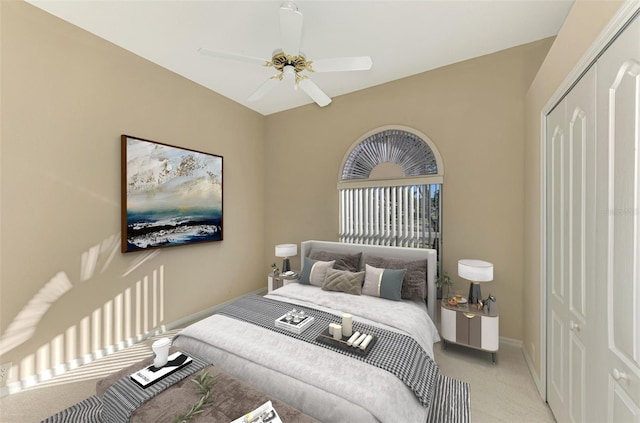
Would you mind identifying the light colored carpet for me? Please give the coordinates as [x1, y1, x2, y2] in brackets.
[0, 333, 554, 423]
[434, 340, 555, 423]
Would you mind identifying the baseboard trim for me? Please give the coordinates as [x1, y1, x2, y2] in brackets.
[522, 346, 545, 399]
[499, 336, 523, 348]
[0, 287, 267, 398]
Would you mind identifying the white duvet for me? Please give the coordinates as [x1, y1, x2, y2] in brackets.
[173, 284, 441, 423]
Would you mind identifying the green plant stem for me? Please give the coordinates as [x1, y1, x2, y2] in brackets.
[173, 370, 215, 423]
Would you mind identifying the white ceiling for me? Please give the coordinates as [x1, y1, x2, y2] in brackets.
[26, 0, 574, 116]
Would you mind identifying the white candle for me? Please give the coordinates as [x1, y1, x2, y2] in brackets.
[333, 324, 343, 340]
[359, 334, 373, 350]
[347, 331, 360, 346]
[352, 333, 367, 348]
[342, 313, 353, 337]
[328, 323, 334, 335]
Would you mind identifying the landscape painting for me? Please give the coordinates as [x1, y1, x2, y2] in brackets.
[121, 135, 223, 252]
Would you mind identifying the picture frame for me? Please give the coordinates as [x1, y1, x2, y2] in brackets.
[121, 135, 223, 253]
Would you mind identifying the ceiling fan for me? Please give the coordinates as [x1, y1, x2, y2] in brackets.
[198, 1, 373, 107]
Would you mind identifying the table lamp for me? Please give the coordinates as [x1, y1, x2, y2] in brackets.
[458, 259, 493, 304]
[275, 244, 297, 273]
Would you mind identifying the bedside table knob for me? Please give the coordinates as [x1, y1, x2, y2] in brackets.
[569, 320, 580, 332]
[613, 368, 628, 381]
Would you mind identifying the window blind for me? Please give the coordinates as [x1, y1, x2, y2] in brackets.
[339, 184, 441, 252]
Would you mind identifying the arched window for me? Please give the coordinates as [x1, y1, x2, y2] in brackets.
[338, 126, 444, 255]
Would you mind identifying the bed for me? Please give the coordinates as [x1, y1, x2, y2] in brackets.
[173, 240, 455, 422]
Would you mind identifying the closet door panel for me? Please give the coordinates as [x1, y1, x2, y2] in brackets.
[547, 101, 570, 422]
[547, 63, 597, 423]
[565, 67, 596, 423]
[598, 14, 640, 413]
[608, 378, 640, 423]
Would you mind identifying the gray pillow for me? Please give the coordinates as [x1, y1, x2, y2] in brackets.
[361, 254, 427, 300]
[309, 249, 362, 272]
[322, 268, 364, 295]
[299, 257, 335, 287]
[362, 264, 405, 301]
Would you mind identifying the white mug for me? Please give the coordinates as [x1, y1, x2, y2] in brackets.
[152, 338, 171, 368]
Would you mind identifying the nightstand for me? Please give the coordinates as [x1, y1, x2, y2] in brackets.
[267, 271, 300, 292]
[440, 298, 499, 363]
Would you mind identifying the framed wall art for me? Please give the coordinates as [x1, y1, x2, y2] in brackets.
[121, 135, 223, 253]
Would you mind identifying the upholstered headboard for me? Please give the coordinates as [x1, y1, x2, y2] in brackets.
[300, 240, 438, 323]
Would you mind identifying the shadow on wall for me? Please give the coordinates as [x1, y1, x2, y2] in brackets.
[0, 233, 168, 395]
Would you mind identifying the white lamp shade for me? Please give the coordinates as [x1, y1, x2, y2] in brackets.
[275, 244, 297, 258]
[458, 259, 493, 282]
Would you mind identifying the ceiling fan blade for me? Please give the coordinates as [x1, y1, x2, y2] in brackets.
[299, 78, 332, 107]
[198, 48, 269, 67]
[247, 77, 280, 102]
[279, 2, 303, 56]
[311, 56, 373, 73]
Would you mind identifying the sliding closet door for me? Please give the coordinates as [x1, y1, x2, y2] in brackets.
[597, 15, 640, 422]
[546, 65, 596, 423]
[546, 96, 568, 423]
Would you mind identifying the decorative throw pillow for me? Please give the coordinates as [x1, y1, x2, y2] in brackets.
[309, 249, 362, 272]
[299, 257, 335, 287]
[361, 254, 427, 300]
[322, 268, 365, 295]
[362, 264, 406, 301]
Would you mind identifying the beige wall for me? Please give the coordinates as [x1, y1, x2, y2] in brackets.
[265, 38, 554, 341]
[523, 0, 624, 388]
[1, 1, 265, 383]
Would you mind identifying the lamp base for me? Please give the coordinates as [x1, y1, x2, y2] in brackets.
[468, 282, 482, 304]
[282, 258, 291, 273]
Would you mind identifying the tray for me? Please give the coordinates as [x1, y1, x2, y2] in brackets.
[315, 327, 378, 357]
[129, 352, 192, 389]
[275, 314, 315, 334]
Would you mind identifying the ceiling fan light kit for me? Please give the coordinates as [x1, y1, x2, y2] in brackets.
[282, 65, 297, 85]
[269, 51, 312, 73]
[198, 1, 372, 108]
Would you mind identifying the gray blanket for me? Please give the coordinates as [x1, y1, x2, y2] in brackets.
[173, 284, 441, 422]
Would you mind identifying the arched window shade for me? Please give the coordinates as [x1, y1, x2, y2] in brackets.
[339, 127, 444, 189]
[341, 129, 439, 180]
[338, 126, 443, 255]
